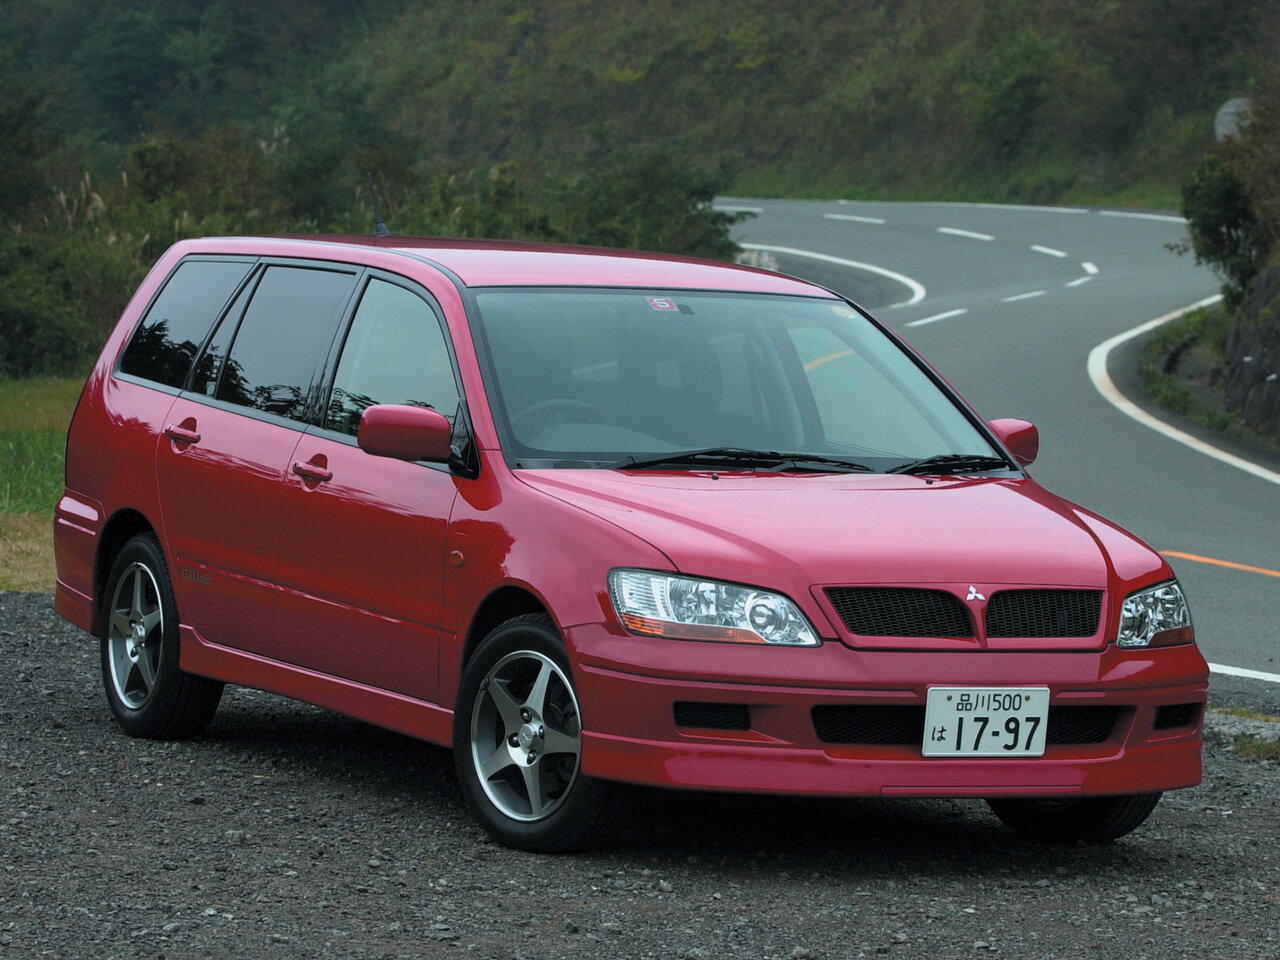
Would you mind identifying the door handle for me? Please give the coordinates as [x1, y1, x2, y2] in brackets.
[292, 459, 333, 484]
[163, 423, 201, 445]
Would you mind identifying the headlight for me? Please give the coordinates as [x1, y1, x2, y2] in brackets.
[608, 569, 820, 646]
[1117, 580, 1194, 648]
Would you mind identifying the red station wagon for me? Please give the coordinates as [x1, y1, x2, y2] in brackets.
[54, 235, 1208, 851]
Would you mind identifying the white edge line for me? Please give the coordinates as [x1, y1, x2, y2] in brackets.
[937, 227, 994, 241]
[906, 308, 968, 328]
[1209, 662, 1280, 685]
[1066, 276, 1093, 288]
[1097, 210, 1187, 224]
[1031, 244, 1068, 258]
[1082, 262, 1099, 274]
[824, 213, 887, 225]
[934, 202, 1089, 215]
[740, 243, 927, 306]
[715, 205, 763, 215]
[1087, 294, 1280, 487]
[1002, 290, 1047, 303]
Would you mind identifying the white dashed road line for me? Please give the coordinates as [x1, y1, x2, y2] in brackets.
[905, 309, 969, 328]
[825, 213, 887, 225]
[937, 227, 995, 241]
[1031, 244, 1068, 258]
[1001, 290, 1048, 303]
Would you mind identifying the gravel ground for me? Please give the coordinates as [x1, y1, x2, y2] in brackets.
[3, 591, 1278, 960]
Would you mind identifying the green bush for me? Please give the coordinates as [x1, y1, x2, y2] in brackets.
[1179, 154, 1262, 309]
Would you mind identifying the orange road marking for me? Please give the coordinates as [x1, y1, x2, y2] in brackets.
[804, 349, 856, 371]
[1162, 551, 1280, 579]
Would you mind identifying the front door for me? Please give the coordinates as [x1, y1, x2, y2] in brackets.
[274, 276, 463, 702]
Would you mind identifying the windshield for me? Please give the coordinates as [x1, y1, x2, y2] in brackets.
[471, 288, 1004, 471]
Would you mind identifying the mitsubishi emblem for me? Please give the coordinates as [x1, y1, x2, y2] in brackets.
[966, 586, 986, 602]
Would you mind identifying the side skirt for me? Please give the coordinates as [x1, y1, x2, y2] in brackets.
[179, 625, 454, 747]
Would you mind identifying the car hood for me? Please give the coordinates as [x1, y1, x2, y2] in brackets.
[517, 469, 1145, 592]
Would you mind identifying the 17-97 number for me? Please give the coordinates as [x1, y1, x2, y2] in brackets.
[954, 714, 1042, 752]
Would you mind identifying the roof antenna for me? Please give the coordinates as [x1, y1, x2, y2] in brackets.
[367, 174, 392, 237]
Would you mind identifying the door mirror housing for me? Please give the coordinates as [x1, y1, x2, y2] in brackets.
[358, 404, 454, 462]
[988, 418, 1039, 466]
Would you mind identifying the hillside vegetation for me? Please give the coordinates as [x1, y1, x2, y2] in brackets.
[0, 0, 1276, 380]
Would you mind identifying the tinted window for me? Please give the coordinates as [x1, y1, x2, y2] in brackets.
[217, 266, 357, 420]
[326, 279, 460, 436]
[189, 271, 257, 396]
[119, 259, 253, 388]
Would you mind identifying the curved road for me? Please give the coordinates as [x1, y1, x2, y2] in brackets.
[722, 198, 1280, 713]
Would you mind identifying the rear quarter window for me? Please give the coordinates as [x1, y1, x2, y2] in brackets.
[118, 258, 254, 388]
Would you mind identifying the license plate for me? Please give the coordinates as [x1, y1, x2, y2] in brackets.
[923, 686, 1050, 757]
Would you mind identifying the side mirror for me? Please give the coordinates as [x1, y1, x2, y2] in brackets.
[358, 404, 454, 463]
[988, 418, 1039, 467]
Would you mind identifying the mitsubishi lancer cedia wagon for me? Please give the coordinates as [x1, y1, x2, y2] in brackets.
[54, 235, 1208, 851]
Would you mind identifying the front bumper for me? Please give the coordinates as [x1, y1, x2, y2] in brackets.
[567, 625, 1208, 798]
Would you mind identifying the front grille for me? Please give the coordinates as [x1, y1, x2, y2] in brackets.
[812, 704, 1120, 746]
[824, 588, 973, 638]
[985, 589, 1103, 638]
[674, 702, 751, 731]
[1045, 705, 1118, 744]
[812, 705, 924, 745]
[1154, 702, 1201, 730]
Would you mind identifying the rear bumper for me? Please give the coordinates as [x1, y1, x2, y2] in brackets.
[53, 492, 104, 635]
[568, 625, 1207, 798]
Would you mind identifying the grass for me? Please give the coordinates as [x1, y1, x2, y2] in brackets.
[0, 377, 84, 591]
[1216, 705, 1280, 724]
[1234, 734, 1280, 762]
[1140, 306, 1280, 451]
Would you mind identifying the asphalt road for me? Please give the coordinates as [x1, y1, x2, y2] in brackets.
[723, 199, 1280, 714]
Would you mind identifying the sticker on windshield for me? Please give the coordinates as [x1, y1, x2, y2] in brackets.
[832, 304, 857, 318]
[648, 297, 679, 311]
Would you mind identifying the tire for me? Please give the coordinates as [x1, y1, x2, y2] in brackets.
[100, 533, 223, 739]
[453, 613, 620, 852]
[987, 792, 1162, 843]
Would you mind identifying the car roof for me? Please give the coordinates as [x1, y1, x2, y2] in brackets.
[177, 235, 833, 296]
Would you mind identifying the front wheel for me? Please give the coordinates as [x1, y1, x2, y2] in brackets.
[453, 614, 619, 852]
[987, 792, 1162, 843]
[100, 533, 223, 738]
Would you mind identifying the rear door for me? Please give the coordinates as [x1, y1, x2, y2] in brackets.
[156, 262, 359, 658]
[274, 274, 463, 701]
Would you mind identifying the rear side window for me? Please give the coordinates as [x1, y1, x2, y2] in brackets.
[216, 265, 357, 420]
[326, 278, 460, 436]
[119, 259, 253, 388]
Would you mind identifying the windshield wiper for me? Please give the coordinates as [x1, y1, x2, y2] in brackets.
[609, 447, 873, 473]
[888, 453, 1014, 475]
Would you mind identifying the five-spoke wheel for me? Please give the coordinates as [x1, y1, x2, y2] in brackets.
[100, 534, 223, 738]
[106, 560, 165, 710]
[470, 649, 583, 822]
[454, 614, 620, 851]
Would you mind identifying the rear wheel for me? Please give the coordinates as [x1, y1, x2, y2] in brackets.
[101, 533, 223, 738]
[987, 792, 1162, 843]
[453, 614, 619, 852]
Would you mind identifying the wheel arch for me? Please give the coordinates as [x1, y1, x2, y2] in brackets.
[95, 509, 160, 616]
[460, 586, 552, 674]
